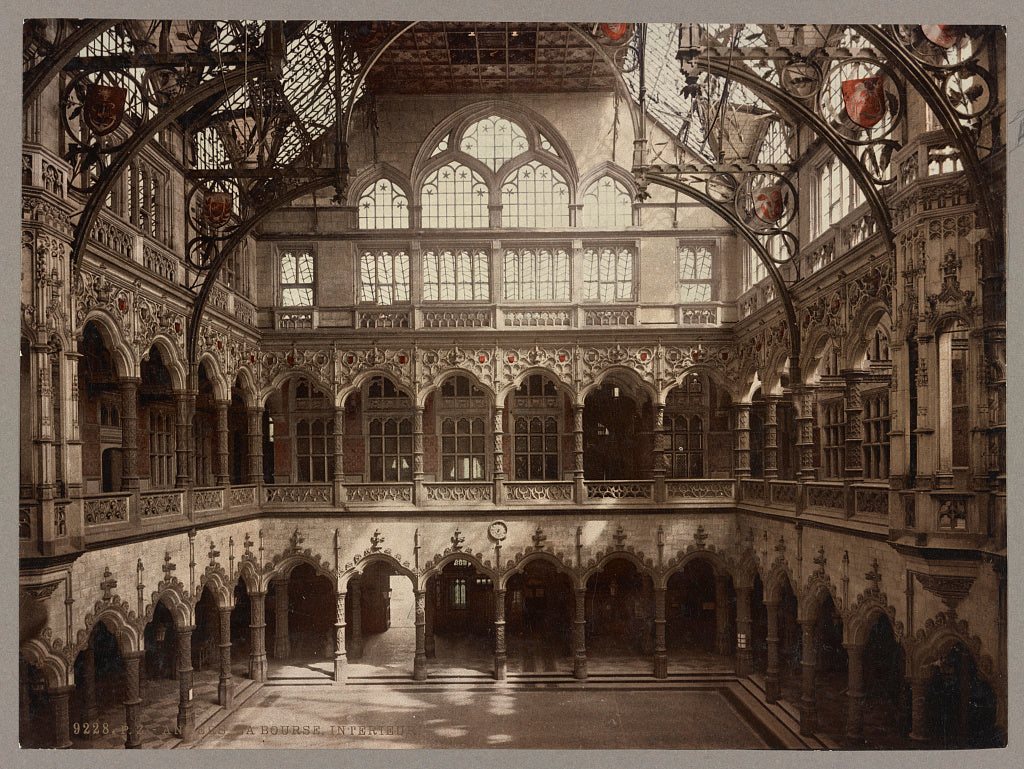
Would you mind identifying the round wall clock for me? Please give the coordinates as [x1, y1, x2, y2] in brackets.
[488, 520, 508, 541]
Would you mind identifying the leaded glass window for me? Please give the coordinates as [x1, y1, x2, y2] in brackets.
[501, 161, 569, 228]
[503, 247, 570, 301]
[423, 248, 490, 301]
[359, 249, 410, 304]
[678, 243, 714, 302]
[460, 115, 528, 171]
[583, 246, 634, 302]
[582, 175, 633, 228]
[359, 178, 409, 229]
[281, 249, 314, 306]
[421, 161, 489, 228]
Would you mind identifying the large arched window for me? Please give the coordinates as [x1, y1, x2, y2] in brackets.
[358, 178, 409, 229]
[582, 175, 632, 228]
[420, 161, 489, 228]
[500, 161, 569, 228]
[460, 115, 528, 171]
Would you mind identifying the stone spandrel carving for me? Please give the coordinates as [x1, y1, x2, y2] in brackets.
[259, 346, 336, 395]
[503, 344, 573, 383]
[337, 345, 414, 391]
[419, 346, 495, 390]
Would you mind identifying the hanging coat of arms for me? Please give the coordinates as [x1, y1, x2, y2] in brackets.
[83, 83, 127, 137]
[202, 191, 233, 228]
[752, 186, 785, 223]
[921, 24, 963, 49]
[841, 76, 887, 129]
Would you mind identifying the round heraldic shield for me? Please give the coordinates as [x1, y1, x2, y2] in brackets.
[203, 192, 233, 228]
[841, 76, 887, 129]
[600, 24, 629, 41]
[84, 83, 127, 137]
[752, 185, 785, 224]
[921, 24, 963, 49]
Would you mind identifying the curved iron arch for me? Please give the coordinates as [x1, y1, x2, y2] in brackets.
[24, 19, 117, 107]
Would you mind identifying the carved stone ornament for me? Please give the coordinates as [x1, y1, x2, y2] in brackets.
[914, 572, 976, 609]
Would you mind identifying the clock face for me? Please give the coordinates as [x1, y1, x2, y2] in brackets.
[488, 521, 507, 541]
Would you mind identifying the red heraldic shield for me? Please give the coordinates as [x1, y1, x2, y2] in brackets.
[921, 25, 963, 49]
[600, 24, 629, 41]
[203, 192, 233, 228]
[753, 186, 785, 223]
[83, 83, 127, 137]
[842, 76, 887, 129]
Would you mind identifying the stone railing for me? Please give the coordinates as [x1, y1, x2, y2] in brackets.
[139, 489, 184, 518]
[424, 482, 494, 503]
[83, 493, 130, 526]
[234, 297, 256, 326]
[192, 487, 225, 513]
[275, 309, 315, 330]
[584, 307, 636, 326]
[740, 478, 767, 503]
[503, 481, 574, 502]
[665, 479, 734, 500]
[805, 482, 846, 513]
[854, 485, 890, 517]
[143, 242, 178, 283]
[585, 481, 653, 500]
[357, 309, 411, 329]
[264, 484, 333, 505]
[230, 484, 259, 507]
[502, 308, 572, 327]
[90, 214, 135, 261]
[769, 480, 799, 507]
[345, 483, 414, 504]
[421, 308, 492, 328]
[677, 304, 721, 326]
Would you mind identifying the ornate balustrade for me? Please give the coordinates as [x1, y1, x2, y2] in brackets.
[83, 492, 131, 526]
[665, 479, 735, 500]
[805, 482, 846, 514]
[769, 480, 799, 508]
[263, 484, 333, 505]
[503, 481, 574, 503]
[739, 478, 767, 503]
[344, 483, 414, 504]
[423, 482, 494, 503]
[585, 481, 653, 500]
[139, 489, 185, 519]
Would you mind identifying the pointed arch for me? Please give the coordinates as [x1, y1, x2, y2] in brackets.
[142, 333, 188, 392]
[259, 367, 334, 410]
[267, 552, 336, 585]
[845, 589, 903, 647]
[582, 549, 655, 586]
[74, 599, 141, 656]
[798, 570, 842, 624]
[420, 551, 497, 586]
[77, 311, 135, 379]
[660, 548, 734, 590]
[19, 638, 71, 689]
[906, 610, 996, 685]
[496, 366, 576, 406]
[143, 581, 192, 630]
[196, 351, 229, 402]
[340, 552, 417, 592]
[195, 564, 232, 610]
[498, 549, 577, 590]
[418, 368, 496, 409]
[581, 365, 658, 405]
[763, 559, 797, 606]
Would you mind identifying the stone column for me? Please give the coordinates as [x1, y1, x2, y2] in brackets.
[845, 643, 865, 742]
[764, 601, 781, 703]
[50, 684, 74, 749]
[492, 405, 505, 503]
[572, 405, 585, 503]
[412, 406, 425, 505]
[494, 587, 507, 680]
[653, 586, 668, 678]
[217, 607, 233, 708]
[121, 650, 143, 749]
[173, 391, 194, 488]
[795, 387, 817, 482]
[332, 405, 345, 504]
[573, 587, 587, 679]
[176, 625, 195, 741]
[79, 644, 99, 739]
[735, 583, 753, 676]
[424, 584, 435, 659]
[248, 591, 267, 682]
[333, 588, 347, 684]
[246, 408, 263, 485]
[273, 580, 290, 659]
[214, 400, 230, 486]
[652, 403, 667, 502]
[733, 403, 752, 479]
[413, 589, 427, 680]
[799, 620, 818, 735]
[118, 378, 140, 490]
[715, 574, 731, 656]
[350, 576, 363, 659]
[844, 373, 866, 482]
[908, 675, 929, 741]
[764, 397, 780, 479]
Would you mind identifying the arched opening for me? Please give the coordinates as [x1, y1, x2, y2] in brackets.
[71, 620, 127, 745]
[583, 379, 652, 480]
[266, 564, 335, 675]
[585, 557, 654, 670]
[230, 578, 252, 672]
[191, 586, 220, 679]
[263, 378, 334, 484]
[810, 594, 848, 741]
[749, 573, 768, 671]
[140, 346, 177, 489]
[347, 561, 417, 677]
[425, 559, 494, 675]
[859, 614, 909, 746]
[193, 363, 218, 486]
[505, 374, 571, 482]
[772, 574, 801, 704]
[665, 558, 735, 669]
[435, 374, 492, 481]
[228, 382, 249, 485]
[18, 657, 54, 747]
[78, 321, 122, 494]
[504, 560, 574, 673]
[925, 642, 999, 748]
[143, 601, 178, 682]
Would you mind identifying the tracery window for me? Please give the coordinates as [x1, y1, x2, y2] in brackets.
[583, 246, 635, 302]
[438, 376, 488, 481]
[149, 409, 175, 488]
[359, 249, 410, 304]
[423, 248, 490, 301]
[582, 175, 633, 228]
[501, 161, 570, 228]
[821, 401, 846, 479]
[512, 375, 561, 481]
[678, 242, 714, 302]
[359, 178, 409, 229]
[280, 248, 315, 306]
[503, 247, 571, 301]
[296, 418, 332, 482]
[460, 115, 528, 171]
[364, 376, 413, 483]
[421, 161, 488, 228]
[666, 375, 706, 478]
[813, 157, 865, 239]
[862, 391, 890, 479]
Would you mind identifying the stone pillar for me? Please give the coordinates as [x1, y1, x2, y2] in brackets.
[908, 675, 929, 741]
[118, 378, 140, 490]
[715, 574, 731, 656]
[799, 620, 818, 735]
[273, 579, 290, 659]
[845, 643, 865, 742]
[573, 587, 587, 679]
[572, 405, 585, 503]
[173, 391, 194, 488]
[764, 397, 780, 479]
[50, 684, 74, 749]
[214, 400, 230, 486]
[764, 601, 781, 703]
[795, 387, 817, 482]
[494, 587, 507, 680]
[176, 625, 196, 741]
[413, 589, 427, 680]
[79, 644, 99, 739]
[843, 373, 866, 482]
[424, 583, 435, 658]
[492, 405, 505, 503]
[332, 405, 345, 504]
[121, 650, 143, 749]
[217, 607, 233, 708]
[412, 406, 425, 505]
[333, 588, 346, 685]
[653, 586, 668, 678]
[735, 583, 753, 676]
[733, 403, 752, 479]
[350, 576, 363, 659]
[652, 403, 667, 502]
[246, 408, 263, 485]
[248, 591, 267, 682]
